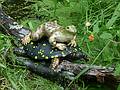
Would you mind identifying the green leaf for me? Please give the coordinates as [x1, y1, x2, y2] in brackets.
[100, 32, 113, 39]
[117, 30, 120, 38]
[93, 22, 99, 33]
[114, 64, 120, 76]
[21, 19, 41, 31]
[8, 76, 17, 89]
[58, 17, 72, 26]
[0, 63, 6, 68]
[42, 0, 55, 7]
[28, 21, 34, 30]
[106, 3, 120, 29]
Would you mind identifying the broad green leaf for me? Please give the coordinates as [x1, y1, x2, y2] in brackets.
[28, 21, 34, 30]
[100, 32, 113, 39]
[106, 3, 120, 29]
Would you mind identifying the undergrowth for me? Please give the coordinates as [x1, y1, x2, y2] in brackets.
[0, 0, 120, 90]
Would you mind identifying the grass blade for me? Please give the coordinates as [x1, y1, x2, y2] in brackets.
[106, 3, 120, 29]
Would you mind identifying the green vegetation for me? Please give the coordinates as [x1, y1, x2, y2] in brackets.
[0, 0, 120, 90]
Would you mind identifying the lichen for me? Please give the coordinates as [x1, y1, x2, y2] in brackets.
[9, 22, 23, 30]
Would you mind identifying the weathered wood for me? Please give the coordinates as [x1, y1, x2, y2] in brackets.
[0, 7, 30, 39]
[15, 57, 118, 90]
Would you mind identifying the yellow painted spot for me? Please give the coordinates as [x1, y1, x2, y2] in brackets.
[31, 42, 33, 44]
[51, 56, 54, 58]
[42, 55, 45, 58]
[42, 50, 44, 52]
[62, 52, 65, 55]
[54, 55, 58, 58]
[50, 51, 53, 54]
[62, 55, 66, 57]
[45, 56, 48, 59]
[43, 44, 46, 46]
[41, 52, 43, 55]
[34, 56, 38, 59]
[78, 48, 81, 50]
[75, 48, 77, 51]
[50, 50, 54, 54]
[33, 46, 36, 48]
[62, 52, 66, 57]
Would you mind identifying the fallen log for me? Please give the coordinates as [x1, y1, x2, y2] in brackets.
[15, 57, 118, 90]
[0, 7, 119, 90]
[0, 7, 30, 39]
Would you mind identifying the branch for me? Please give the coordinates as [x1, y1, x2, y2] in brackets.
[15, 57, 118, 90]
[0, 7, 30, 39]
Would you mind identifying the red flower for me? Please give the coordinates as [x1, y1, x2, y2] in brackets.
[88, 34, 94, 41]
